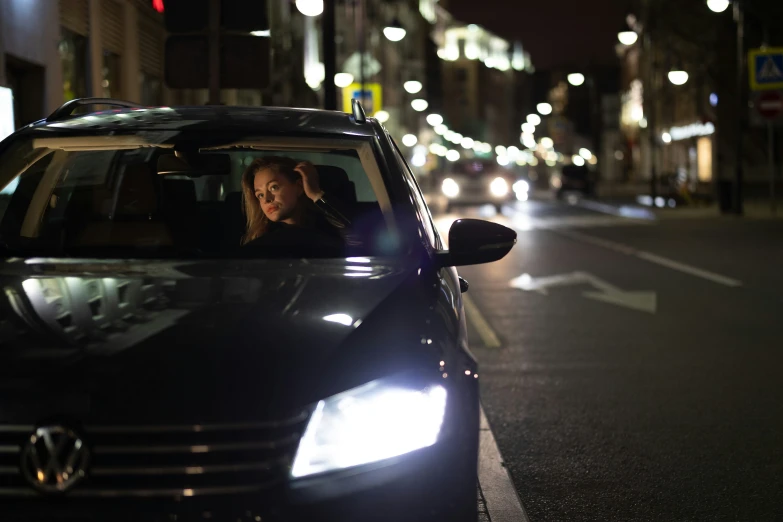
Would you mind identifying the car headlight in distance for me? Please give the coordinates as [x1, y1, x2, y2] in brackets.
[489, 177, 509, 197]
[513, 180, 529, 194]
[442, 177, 460, 198]
[291, 379, 448, 478]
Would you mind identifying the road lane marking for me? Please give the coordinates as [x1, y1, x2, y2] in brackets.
[635, 251, 743, 287]
[463, 293, 501, 348]
[479, 406, 530, 522]
[570, 198, 658, 220]
[510, 271, 657, 314]
[551, 228, 743, 288]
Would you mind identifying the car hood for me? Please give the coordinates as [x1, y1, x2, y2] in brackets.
[0, 257, 431, 425]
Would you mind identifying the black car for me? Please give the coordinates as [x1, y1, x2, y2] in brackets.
[0, 98, 516, 522]
[552, 163, 594, 199]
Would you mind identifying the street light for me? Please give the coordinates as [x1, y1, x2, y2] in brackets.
[662, 132, 672, 143]
[374, 110, 390, 123]
[668, 69, 689, 85]
[334, 73, 354, 87]
[383, 19, 406, 42]
[526, 114, 541, 125]
[426, 113, 443, 126]
[295, 0, 324, 17]
[567, 73, 585, 86]
[540, 137, 554, 148]
[579, 148, 592, 160]
[446, 150, 460, 162]
[411, 99, 428, 112]
[521, 122, 536, 134]
[434, 124, 448, 135]
[402, 134, 418, 147]
[618, 30, 638, 46]
[403, 80, 422, 94]
[706, 0, 730, 13]
[537, 103, 553, 115]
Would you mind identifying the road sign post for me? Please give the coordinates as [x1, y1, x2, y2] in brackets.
[749, 48, 783, 215]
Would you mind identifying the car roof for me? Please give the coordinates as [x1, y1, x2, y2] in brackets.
[26, 105, 380, 138]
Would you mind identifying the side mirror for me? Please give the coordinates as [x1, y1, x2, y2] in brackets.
[436, 219, 516, 267]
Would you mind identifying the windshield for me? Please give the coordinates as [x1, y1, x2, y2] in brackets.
[0, 131, 400, 259]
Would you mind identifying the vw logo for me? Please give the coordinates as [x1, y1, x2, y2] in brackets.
[20, 426, 90, 493]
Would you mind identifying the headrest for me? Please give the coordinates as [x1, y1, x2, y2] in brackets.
[162, 178, 197, 205]
[114, 164, 158, 216]
[315, 165, 357, 205]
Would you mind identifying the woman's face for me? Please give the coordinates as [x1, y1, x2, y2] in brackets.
[253, 168, 304, 224]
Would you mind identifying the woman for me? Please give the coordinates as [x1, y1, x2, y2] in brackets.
[240, 156, 350, 251]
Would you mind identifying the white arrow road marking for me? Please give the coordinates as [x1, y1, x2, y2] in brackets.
[510, 271, 657, 314]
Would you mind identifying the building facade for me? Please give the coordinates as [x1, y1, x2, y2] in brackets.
[0, 0, 170, 133]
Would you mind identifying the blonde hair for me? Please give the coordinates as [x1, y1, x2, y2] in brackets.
[240, 156, 315, 244]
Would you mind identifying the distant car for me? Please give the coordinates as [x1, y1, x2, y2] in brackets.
[437, 159, 519, 212]
[0, 98, 517, 522]
[552, 163, 594, 199]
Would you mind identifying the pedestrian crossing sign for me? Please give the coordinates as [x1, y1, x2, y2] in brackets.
[749, 48, 783, 91]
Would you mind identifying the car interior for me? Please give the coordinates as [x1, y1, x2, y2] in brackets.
[0, 145, 393, 257]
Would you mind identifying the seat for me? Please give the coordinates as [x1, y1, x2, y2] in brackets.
[314, 165, 357, 212]
[220, 191, 247, 249]
[73, 164, 172, 247]
[161, 177, 199, 248]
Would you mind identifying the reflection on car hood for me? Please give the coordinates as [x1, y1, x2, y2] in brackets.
[0, 257, 423, 425]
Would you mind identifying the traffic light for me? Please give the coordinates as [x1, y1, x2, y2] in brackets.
[220, 1, 268, 33]
[163, 0, 209, 32]
[164, 0, 270, 91]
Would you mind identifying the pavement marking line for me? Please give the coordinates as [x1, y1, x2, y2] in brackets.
[463, 292, 502, 348]
[551, 228, 743, 288]
[479, 406, 530, 522]
[635, 251, 743, 287]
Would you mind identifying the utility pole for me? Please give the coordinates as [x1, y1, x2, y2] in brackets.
[644, 0, 658, 201]
[733, 1, 745, 215]
[357, 0, 366, 101]
[322, 0, 336, 110]
[208, 0, 221, 104]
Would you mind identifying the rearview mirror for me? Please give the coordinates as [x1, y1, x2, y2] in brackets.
[157, 152, 231, 177]
[436, 219, 516, 267]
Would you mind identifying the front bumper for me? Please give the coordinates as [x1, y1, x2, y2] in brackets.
[1, 437, 476, 522]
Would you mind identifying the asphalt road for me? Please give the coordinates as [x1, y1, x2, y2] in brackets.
[446, 199, 783, 522]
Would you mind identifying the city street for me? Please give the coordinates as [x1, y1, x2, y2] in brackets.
[449, 199, 783, 522]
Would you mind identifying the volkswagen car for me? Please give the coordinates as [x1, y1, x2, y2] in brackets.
[0, 98, 516, 522]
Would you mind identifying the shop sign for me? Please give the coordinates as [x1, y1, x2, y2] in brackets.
[667, 122, 715, 141]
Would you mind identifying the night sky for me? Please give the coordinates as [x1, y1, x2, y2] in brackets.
[447, 0, 627, 71]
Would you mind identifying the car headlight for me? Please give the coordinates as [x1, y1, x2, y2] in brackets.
[489, 177, 509, 197]
[291, 378, 448, 478]
[442, 177, 460, 198]
[513, 180, 529, 194]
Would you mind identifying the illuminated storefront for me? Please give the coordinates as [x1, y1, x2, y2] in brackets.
[661, 121, 715, 187]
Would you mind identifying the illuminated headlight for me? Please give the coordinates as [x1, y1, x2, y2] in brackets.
[291, 379, 448, 478]
[513, 180, 529, 194]
[513, 180, 530, 202]
[489, 177, 509, 197]
[442, 178, 460, 198]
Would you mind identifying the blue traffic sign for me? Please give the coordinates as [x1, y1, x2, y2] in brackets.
[749, 48, 783, 91]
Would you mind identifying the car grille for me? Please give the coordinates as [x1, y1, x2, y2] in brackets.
[0, 411, 309, 498]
